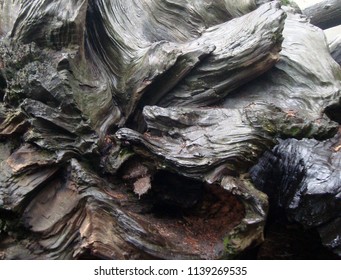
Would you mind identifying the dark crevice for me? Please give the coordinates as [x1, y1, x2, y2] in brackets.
[325, 102, 341, 124]
[116, 166, 245, 258]
[256, 221, 340, 260]
[150, 170, 204, 211]
[0, 70, 7, 101]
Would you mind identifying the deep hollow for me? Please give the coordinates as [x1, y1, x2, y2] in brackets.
[118, 169, 246, 258]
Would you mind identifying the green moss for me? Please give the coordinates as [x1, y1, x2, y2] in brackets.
[118, 148, 134, 158]
[281, 0, 290, 5]
[223, 235, 237, 257]
[223, 236, 229, 248]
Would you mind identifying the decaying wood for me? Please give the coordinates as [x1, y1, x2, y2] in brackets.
[303, 0, 341, 29]
[250, 132, 341, 256]
[330, 35, 341, 65]
[0, 0, 341, 259]
[223, 12, 341, 140]
[0, 0, 21, 36]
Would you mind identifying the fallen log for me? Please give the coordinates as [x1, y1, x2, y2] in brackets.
[303, 0, 341, 29]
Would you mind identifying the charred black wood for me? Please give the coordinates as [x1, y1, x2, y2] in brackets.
[250, 133, 341, 256]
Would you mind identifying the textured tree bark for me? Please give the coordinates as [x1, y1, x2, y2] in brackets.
[303, 0, 341, 29]
[0, 0, 341, 260]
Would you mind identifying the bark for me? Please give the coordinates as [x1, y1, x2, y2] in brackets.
[0, 0, 341, 260]
[303, 0, 341, 29]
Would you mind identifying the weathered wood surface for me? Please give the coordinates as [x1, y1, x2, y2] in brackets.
[250, 132, 341, 256]
[222, 12, 341, 139]
[0, 0, 21, 37]
[0, 0, 341, 259]
[303, 0, 341, 29]
[330, 35, 341, 65]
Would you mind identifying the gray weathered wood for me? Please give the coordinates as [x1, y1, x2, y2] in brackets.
[330, 35, 341, 65]
[0, 0, 21, 36]
[303, 0, 341, 29]
[1, 0, 341, 260]
[0, 0, 282, 259]
[223, 12, 341, 140]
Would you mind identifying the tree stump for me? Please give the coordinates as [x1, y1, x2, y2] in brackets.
[0, 0, 341, 259]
